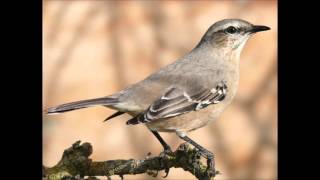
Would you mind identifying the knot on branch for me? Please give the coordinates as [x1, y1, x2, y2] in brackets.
[61, 141, 92, 175]
[43, 141, 218, 180]
[43, 141, 93, 179]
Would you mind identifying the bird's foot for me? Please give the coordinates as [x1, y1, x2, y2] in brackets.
[159, 146, 173, 178]
[163, 145, 173, 155]
[199, 150, 218, 177]
[206, 157, 216, 177]
[162, 168, 170, 178]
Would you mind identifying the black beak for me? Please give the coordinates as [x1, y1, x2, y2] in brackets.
[249, 25, 270, 33]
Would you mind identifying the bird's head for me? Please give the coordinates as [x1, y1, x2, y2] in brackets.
[198, 19, 270, 56]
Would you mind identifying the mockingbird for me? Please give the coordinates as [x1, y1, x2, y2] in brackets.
[46, 19, 270, 174]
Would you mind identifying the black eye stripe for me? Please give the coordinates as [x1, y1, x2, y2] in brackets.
[211, 26, 246, 35]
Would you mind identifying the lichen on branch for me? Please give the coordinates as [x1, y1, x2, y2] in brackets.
[43, 141, 218, 180]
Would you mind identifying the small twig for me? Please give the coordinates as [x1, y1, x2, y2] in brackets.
[43, 141, 218, 180]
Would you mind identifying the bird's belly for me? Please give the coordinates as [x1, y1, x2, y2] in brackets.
[146, 104, 225, 133]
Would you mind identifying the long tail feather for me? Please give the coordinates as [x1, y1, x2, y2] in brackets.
[45, 97, 119, 114]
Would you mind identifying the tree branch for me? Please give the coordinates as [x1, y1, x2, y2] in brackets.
[43, 141, 218, 180]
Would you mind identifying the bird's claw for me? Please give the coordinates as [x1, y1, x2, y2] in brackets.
[162, 167, 170, 178]
[205, 157, 217, 177]
[159, 146, 172, 178]
[164, 147, 173, 155]
[196, 150, 217, 177]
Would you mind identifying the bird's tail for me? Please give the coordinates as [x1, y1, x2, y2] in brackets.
[45, 97, 119, 114]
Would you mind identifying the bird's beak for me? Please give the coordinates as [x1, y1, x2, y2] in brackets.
[249, 25, 270, 33]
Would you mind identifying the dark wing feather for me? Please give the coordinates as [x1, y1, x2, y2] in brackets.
[127, 81, 227, 125]
[103, 111, 125, 122]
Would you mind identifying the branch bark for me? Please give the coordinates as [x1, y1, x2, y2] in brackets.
[43, 141, 218, 180]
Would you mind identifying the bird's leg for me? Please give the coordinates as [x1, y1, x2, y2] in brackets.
[150, 130, 172, 178]
[150, 130, 172, 153]
[178, 135, 216, 174]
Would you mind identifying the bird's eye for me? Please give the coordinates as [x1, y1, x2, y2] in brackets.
[225, 26, 237, 34]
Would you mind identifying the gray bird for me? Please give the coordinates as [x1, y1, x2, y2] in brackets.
[46, 19, 270, 175]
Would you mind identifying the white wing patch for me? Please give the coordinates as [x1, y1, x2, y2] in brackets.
[183, 92, 193, 102]
[127, 81, 228, 125]
[161, 96, 170, 100]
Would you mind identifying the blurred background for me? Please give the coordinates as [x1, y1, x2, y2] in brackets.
[43, 1, 277, 179]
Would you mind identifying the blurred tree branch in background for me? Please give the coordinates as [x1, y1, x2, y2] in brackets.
[43, 141, 218, 180]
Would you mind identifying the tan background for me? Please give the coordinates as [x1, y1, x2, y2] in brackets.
[43, 1, 277, 179]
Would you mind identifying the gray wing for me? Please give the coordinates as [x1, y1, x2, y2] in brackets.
[126, 81, 227, 125]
